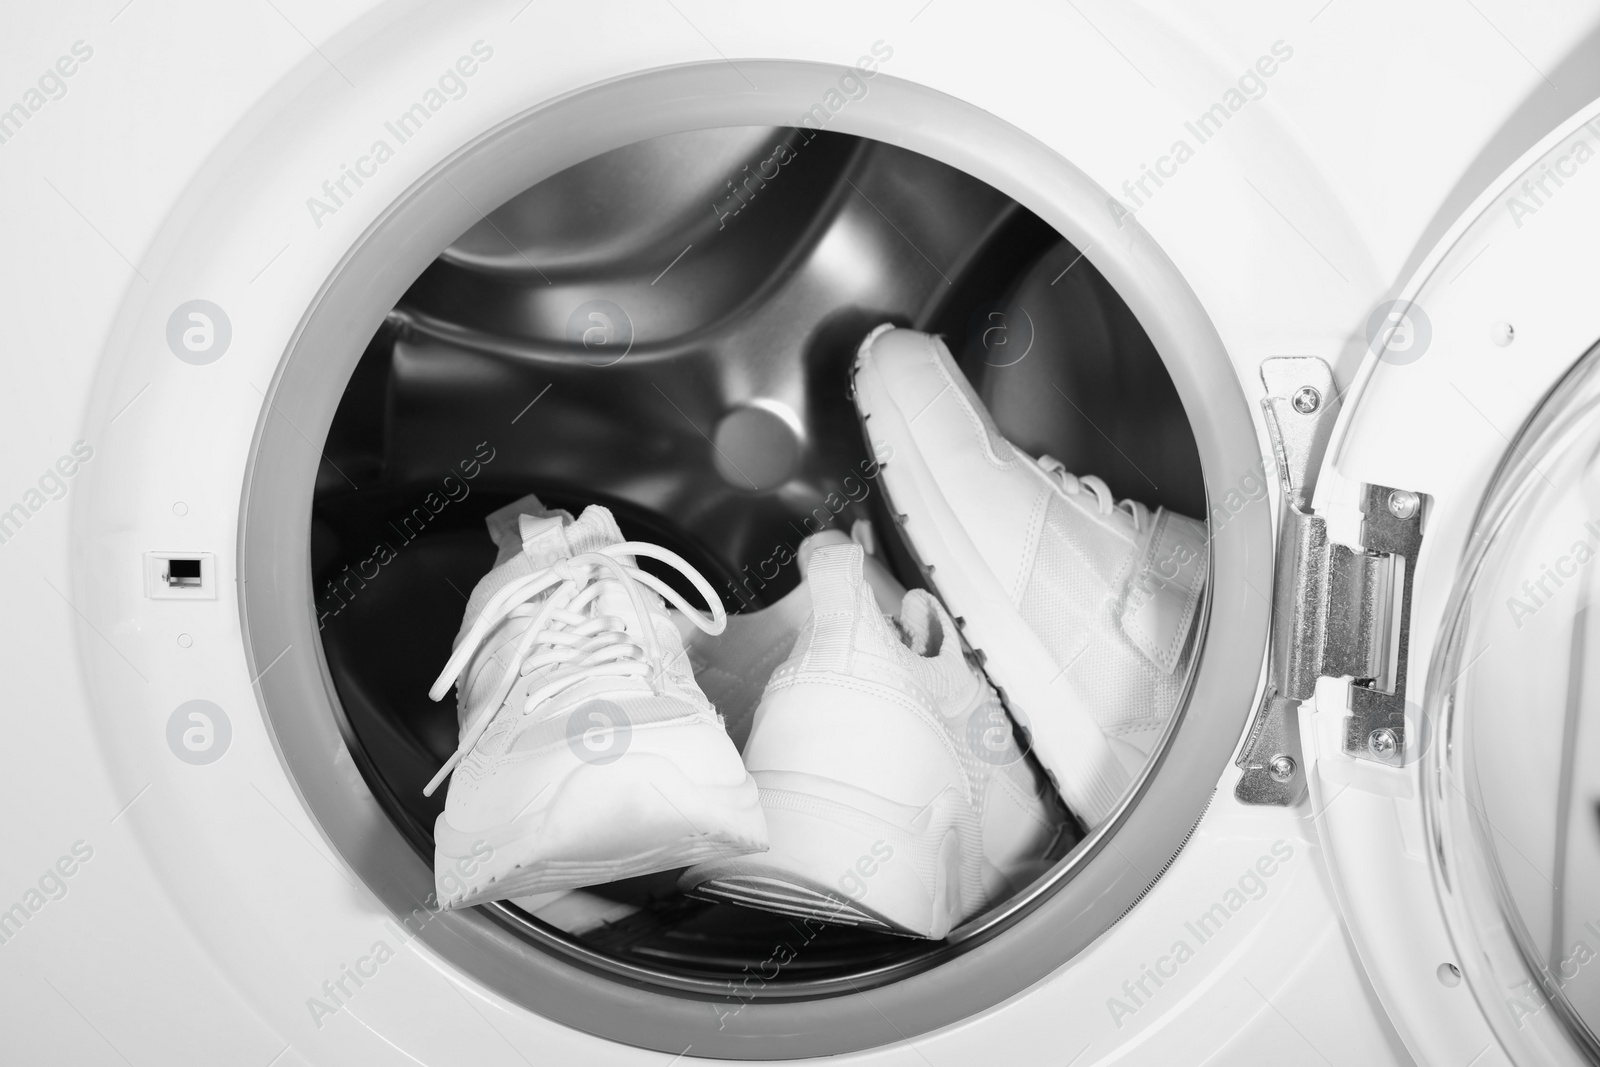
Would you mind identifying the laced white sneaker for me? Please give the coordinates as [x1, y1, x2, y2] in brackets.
[426, 505, 766, 908]
[852, 325, 1207, 827]
[679, 543, 1065, 940]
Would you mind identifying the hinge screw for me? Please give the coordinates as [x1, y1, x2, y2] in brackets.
[1268, 754, 1296, 782]
[1367, 727, 1398, 760]
[1291, 386, 1321, 414]
[1387, 489, 1420, 520]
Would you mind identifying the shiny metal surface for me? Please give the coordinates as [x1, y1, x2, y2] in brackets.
[1341, 481, 1423, 765]
[1235, 356, 1337, 805]
[1262, 356, 1339, 512]
[1237, 354, 1428, 798]
[311, 125, 1203, 989]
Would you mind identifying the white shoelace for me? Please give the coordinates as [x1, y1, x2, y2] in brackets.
[422, 542, 727, 797]
[1037, 455, 1150, 533]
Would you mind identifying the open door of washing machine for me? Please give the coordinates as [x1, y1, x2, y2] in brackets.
[1256, 98, 1600, 1067]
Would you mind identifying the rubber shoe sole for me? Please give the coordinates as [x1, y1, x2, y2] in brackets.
[434, 754, 766, 908]
[681, 771, 969, 939]
[853, 336, 1130, 826]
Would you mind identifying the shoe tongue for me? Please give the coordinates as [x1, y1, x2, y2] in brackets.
[486, 492, 570, 566]
[805, 542, 865, 613]
[805, 545, 948, 660]
[796, 530, 852, 577]
[519, 505, 625, 567]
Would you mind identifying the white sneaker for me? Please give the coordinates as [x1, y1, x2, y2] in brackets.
[678, 521, 906, 749]
[679, 543, 1064, 940]
[852, 325, 1207, 827]
[426, 505, 767, 908]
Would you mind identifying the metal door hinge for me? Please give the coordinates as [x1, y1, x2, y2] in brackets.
[1235, 358, 1427, 805]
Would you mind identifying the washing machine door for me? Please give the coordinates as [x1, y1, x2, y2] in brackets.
[1270, 99, 1600, 1066]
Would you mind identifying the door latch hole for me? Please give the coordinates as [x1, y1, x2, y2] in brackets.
[145, 552, 216, 599]
[165, 558, 202, 588]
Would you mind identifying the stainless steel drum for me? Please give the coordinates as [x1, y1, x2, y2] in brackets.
[310, 126, 1203, 991]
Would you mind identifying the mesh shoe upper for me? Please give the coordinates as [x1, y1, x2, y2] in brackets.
[431, 504, 728, 821]
[679, 522, 906, 750]
[856, 326, 1207, 760]
[452, 502, 707, 736]
[1018, 476, 1206, 752]
[744, 544, 1062, 922]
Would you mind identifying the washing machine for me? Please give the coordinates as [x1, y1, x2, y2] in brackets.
[5, 2, 1600, 1063]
